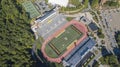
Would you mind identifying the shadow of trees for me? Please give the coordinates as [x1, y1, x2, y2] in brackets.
[115, 31, 120, 47]
[101, 46, 111, 56]
[92, 60, 99, 67]
[32, 49, 63, 67]
[31, 49, 56, 67]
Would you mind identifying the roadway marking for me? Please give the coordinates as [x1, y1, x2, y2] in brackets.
[47, 19, 52, 24]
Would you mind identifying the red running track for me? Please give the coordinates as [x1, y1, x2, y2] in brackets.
[41, 20, 88, 63]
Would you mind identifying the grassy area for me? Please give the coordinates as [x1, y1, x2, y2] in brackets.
[66, 17, 74, 21]
[104, 1, 120, 7]
[69, 0, 81, 6]
[50, 25, 82, 54]
[60, 0, 89, 14]
[93, 16, 98, 23]
[45, 25, 83, 58]
[17, 0, 36, 3]
[54, 63, 63, 67]
[90, 11, 98, 23]
[35, 36, 44, 49]
[97, 29, 105, 39]
[45, 0, 48, 3]
[60, 4, 83, 12]
[45, 45, 58, 58]
[91, 0, 99, 9]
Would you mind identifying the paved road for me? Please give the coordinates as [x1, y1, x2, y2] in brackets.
[63, 12, 83, 17]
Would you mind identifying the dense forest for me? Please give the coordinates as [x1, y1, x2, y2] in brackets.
[0, 0, 35, 66]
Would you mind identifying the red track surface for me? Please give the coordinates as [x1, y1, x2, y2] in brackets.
[41, 20, 88, 63]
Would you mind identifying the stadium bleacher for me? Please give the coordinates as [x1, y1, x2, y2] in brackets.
[64, 37, 89, 61]
[63, 37, 96, 67]
[36, 10, 56, 22]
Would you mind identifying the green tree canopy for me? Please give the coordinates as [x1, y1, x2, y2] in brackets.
[99, 55, 119, 67]
[0, 0, 34, 66]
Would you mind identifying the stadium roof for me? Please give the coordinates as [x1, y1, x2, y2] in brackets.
[36, 10, 56, 23]
[64, 37, 96, 67]
[48, 0, 69, 7]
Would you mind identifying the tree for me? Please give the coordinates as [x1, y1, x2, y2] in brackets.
[104, 1, 119, 7]
[97, 29, 105, 38]
[90, 0, 99, 8]
[115, 31, 120, 48]
[0, 0, 34, 66]
[99, 55, 119, 66]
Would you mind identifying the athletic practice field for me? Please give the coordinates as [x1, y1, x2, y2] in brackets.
[45, 25, 83, 58]
[22, 1, 40, 18]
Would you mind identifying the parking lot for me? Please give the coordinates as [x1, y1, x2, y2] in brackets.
[100, 8, 120, 48]
[36, 12, 67, 39]
[103, 9, 120, 31]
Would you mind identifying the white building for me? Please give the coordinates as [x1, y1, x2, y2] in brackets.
[48, 0, 69, 7]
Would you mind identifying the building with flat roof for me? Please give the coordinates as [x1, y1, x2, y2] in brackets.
[80, 16, 91, 25]
[88, 22, 98, 32]
[48, 0, 69, 7]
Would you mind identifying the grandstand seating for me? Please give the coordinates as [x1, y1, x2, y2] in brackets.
[63, 37, 96, 67]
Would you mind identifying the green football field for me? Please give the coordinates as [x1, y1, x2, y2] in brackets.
[45, 25, 83, 58]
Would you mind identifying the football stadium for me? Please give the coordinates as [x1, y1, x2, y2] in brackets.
[41, 20, 88, 63]
[45, 25, 83, 58]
